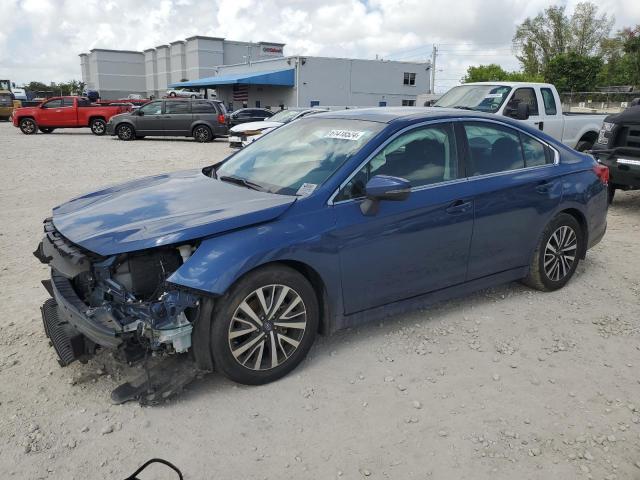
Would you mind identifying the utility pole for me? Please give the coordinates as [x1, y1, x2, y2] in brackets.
[430, 44, 437, 94]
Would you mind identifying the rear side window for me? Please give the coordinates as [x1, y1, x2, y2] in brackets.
[521, 133, 554, 167]
[506, 88, 539, 116]
[192, 101, 217, 114]
[540, 88, 557, 115]
[165, 102, 191, 114]
[463, 122, 525, 176]
[77, 98, 91, 107]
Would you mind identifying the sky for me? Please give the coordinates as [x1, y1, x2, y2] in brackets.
[2, 0, 639, 93]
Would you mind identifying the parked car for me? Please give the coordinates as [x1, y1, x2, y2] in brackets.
[228, 107, 327, 147]
[107, 98, 227, 142]
[35, 108, 608, 387]
[591, 98, 640, 203]
[227, 108, 274, 128]
[12, 96, 132, 135]
[11, 87, 28, 101]
[0, 90, 16, 120]
[434, 82, 606, 151]
[166, 88, 203, 98]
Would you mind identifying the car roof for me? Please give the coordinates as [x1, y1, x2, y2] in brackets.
[313, 107, 503, 123]
[163, 98, 221, 102]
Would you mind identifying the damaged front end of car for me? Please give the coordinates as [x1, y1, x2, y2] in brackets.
[35, 218, 202, 370]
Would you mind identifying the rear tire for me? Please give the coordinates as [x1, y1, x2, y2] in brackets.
[39, 127, 55, 133]
[19, 118, 37, 135]
[90, 118, 106, 136]
[209, 265, 319, 385]
[169, 92, 177, 97]
[523, 213, 584, 292]
[193, 125, 212, 143]
[608, 184, 616, 204]
[116, 123, 135, 141]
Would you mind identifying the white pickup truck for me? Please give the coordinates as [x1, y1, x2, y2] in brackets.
[433, 82, 606, 151]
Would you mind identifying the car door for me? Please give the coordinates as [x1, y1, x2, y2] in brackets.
[504, 87, 543, 131]
[135, 101, 164, 135]
[461, 120, 562, 280]
[538, 87, 564, 140]
[38, 99, 64, 126]
[331, 122, 475, 314]
[163, 101, 192, 136]
[59, 97, 78, 126]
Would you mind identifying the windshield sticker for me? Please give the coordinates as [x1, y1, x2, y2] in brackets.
[485, 93, 504, 98]
[296, 183, 318, 196]
[324, 129, 365, 141]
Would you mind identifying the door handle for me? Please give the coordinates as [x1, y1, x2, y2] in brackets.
[446, 200, 472, 215]
[536, 181, 551, 194]
[533, 121, 544, 131]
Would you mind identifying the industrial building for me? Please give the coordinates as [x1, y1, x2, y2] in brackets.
[79, 36, 285, 99]
[173, 56, 431, 111]
[79, 37, 430, 109]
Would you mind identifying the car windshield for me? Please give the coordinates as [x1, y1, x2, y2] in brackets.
[216, 118, 384, 195]
[434, 85, 512, 113]
[268, 109, 305, 123]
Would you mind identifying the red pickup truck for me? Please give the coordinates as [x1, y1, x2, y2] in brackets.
[12, 96, 132, 135]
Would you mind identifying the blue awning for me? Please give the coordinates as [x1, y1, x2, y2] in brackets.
[169, 68, 295, 88]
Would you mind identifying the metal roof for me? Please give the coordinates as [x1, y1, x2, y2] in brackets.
[169, 69, 295, 88]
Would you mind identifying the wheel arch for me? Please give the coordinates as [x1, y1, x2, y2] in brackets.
[557, 207, 588, 258]
[89, 115, 106, 123]
[577, 130, 598, 148]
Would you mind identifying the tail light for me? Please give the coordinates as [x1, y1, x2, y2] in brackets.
[593, 164, 609, 185]
[217, 114, 225, 124]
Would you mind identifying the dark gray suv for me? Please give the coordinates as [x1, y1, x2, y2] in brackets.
[107, 99, 228, 142]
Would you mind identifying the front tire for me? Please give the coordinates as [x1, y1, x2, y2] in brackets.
[169, 92, 177, 97]
[116, 123, 135, 141]
[523, 213, 584, 292]
[19, 118, 37, 135]
[90, 118, 107, 135]
[575, 140, 593, 152]
[193, 125, 212, 143]
[209, 265, 319, 385]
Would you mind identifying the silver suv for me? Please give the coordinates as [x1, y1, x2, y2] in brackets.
[107, 99, 228, 142]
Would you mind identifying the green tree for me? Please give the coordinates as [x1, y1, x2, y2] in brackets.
[513, 2, 613, 76]
[462, 64, 543, 83]
[544, 53, 603, 92]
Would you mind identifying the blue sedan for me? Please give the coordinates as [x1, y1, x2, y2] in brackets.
[36, 108, 609, 386]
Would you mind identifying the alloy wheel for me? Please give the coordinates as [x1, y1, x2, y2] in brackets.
[194, 126, 210, 142]
[543, 225, 577, 282]
[118, 125, 133, 140]
[92, 121, 105, 134]
[21, 119, 36, 134]
[228, 284, 307, 371]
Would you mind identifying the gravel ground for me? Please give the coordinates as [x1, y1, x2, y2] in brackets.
[0, 122, 639, 480]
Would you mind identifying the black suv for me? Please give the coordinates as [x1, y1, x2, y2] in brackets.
[592, 99, 640, 203]
[107, 99, 228, 142]
[227, 108, 273, 128]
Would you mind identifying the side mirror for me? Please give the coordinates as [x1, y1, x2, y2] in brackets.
[137, 110, 144, 116]
[360, 175, 411, 216]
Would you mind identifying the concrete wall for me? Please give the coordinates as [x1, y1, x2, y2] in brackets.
[144, 49, 158, 98]
[80, 49, 146, 98]
[298, 57, 430, 107]
[155, 46, 171, 94]
[185, 36, 223, 81]
[169, 41, 187, 84]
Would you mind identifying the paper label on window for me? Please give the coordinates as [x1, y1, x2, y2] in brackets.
[296, 183, 317, 196]
[485, 93, 504, 98]
[324, 129, 365, 141]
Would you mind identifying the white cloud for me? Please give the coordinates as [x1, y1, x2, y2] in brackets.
[1, 0, 638, 92]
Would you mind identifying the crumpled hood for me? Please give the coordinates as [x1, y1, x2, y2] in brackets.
[52, 169, 296, 256]
[230, 121, 284, 133]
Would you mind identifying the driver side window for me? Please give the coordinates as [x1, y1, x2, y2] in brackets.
[42, 99, 63, 109]
[139, 102, 163, 115]
[335, 123, 458, 201]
